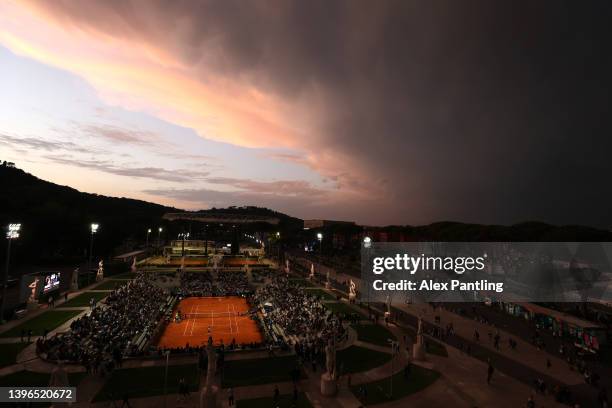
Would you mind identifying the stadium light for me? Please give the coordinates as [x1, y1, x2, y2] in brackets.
[87, 223, 99, 285]
[157, 227, 163, 249]
[6, 223, 20, 239]
[1, 223, 21, 323]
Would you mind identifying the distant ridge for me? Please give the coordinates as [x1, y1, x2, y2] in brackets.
[1, 164, 611, 265]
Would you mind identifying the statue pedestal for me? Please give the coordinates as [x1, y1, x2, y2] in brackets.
[348, 293, 356, 303]
[70, 281, 78, 292]
[413, 342, 425, 361]
[199, 385, 219, 408]
[320, 373, 337, 396]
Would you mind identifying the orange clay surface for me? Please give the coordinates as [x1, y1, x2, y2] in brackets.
[156, 296, 263, 348]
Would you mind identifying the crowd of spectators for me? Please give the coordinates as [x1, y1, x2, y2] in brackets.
[179, 271, 252, 297]
[216, 271, 252, 296]
[37, 274, 167, 374]
[179, 271, 215, 296]
[252, 277, 344, 351]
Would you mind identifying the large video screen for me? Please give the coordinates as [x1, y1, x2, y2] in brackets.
[42, 272, 61, 294]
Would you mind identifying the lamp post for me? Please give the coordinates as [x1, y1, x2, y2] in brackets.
[179, 232, 190, 258]
[157, 227, 163, 250]
[364, 236, 372, 303]
[1, 224, 20, 323]
[204, 224, 208, 256]
[146, 228, 151, 248]
[317, 232, 323, 255]
[87, 223, 99, 286]
[388, 339, 399, 398]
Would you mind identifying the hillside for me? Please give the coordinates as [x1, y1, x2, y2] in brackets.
[2, 164, 611, 267]
[0, 165, 177, 264]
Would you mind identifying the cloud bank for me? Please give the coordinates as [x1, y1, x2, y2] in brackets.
[2, 0, 612, 226]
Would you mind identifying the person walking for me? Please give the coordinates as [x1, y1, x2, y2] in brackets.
[228, 387, 234, 406]
[121, 392, 131, 408]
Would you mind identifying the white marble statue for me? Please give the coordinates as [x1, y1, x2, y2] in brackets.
[96, 260, 104, 281]
[70, 268, 79, 291]
[200, 336, 219, 407]
[349, 279, 357, 302]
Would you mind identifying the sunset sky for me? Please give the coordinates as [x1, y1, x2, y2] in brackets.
[1, 1, 611, 227]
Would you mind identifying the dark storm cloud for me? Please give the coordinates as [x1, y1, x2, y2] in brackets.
[31, 0, 612, 227]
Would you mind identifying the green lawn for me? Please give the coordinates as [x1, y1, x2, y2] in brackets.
[222, 355, 301, 388]
[237, 393, 312, 408]
[352, 323, 396, 347]
[304, 288, 336, 301]
[0, 310, 82, 338]
[337, 346, 391, 374]
[324, 302, 359, 316]
[92, 280, 127, 290]
[0, 342, 31, 368]
[0, 370, 87, 387]
[93, 364, 199, 402]
[289, 278, 314, 287]
[351, 364, 440, 405]
[59, 291, 110, 308]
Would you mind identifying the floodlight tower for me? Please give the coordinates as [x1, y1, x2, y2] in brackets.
[203, 224, 208, 256]
[157, 227, 163, 251]
[1, 224, 20, 323]
[87, 223, 99, 286]
[179, 232, 190, 257]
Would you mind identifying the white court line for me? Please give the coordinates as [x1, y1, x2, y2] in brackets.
[190, 304, 198, 336]
[227, 304, 234, 334]
[183, 304, 195, 336]
[232, 303, 239, 334]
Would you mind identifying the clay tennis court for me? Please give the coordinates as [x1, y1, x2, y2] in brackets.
[156, 296, 263, 348]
